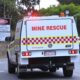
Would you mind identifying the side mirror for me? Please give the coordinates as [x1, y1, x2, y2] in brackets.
[5, 36, 14, 42]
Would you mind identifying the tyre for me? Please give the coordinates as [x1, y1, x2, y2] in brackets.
[63, 68, 73, 77]
[8, 60, 15, 74]
[17, 65, 23, 78]
[7, 52, 15, 74]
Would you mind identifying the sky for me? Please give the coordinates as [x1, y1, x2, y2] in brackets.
[35, 0, 59, 9]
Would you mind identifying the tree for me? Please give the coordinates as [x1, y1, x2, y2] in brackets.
[17, 0, 40, 8]
[40, 3, 80, 35]
[0, 4, 4, 17]
[0, 0, 17, 17]
[0, 0, 21, 30]
[58, 0, 80, 4]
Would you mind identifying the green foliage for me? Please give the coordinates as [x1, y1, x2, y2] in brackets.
[40, 3, 80, 20]
[58, 0, 80, 4]
[17, 0, 40, 7]
[0, 0, 21, 30]
[1, 0, 80, 34]
[40, 3, 80, 35]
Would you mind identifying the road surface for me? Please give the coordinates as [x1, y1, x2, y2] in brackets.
[0, 57, 80, 80]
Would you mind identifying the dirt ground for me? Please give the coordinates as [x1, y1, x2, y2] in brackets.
[0, 42, 8, 58]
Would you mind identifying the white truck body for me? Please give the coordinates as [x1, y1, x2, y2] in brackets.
[6, 16, 79, 77]
[20, 16, 79, 58]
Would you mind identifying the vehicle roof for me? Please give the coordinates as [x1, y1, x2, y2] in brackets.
[23, 16, 74, 21]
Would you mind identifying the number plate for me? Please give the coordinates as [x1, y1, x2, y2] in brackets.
[44, 51, 56, 56]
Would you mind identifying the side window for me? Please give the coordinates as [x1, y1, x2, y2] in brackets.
[15, 21, 22, 51]
[15, 21, 22, 40]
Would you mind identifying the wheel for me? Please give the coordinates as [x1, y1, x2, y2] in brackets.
[7, 52, 15, 74]
[17, 65, 20, 78]
[17, 65, 23, 78]
[8, 60, 15, 74]
[63, 68, 73, 77]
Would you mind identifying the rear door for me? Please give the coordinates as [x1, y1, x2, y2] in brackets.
[26, 18, 73, 51]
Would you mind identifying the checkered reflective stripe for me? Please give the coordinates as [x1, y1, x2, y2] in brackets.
[22, 36, 78, 45]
